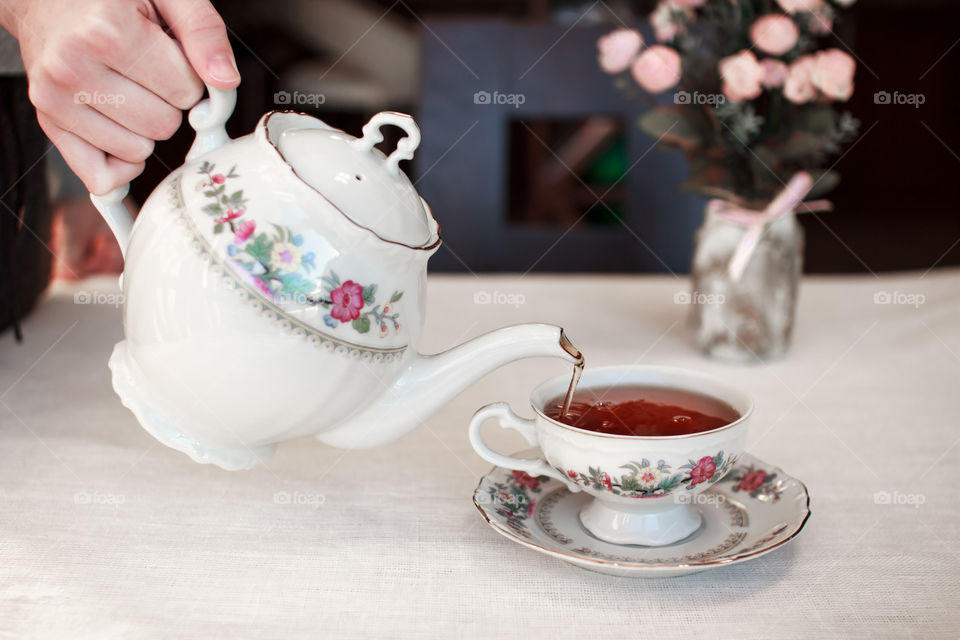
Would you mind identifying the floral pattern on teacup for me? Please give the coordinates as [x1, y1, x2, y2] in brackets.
[196, 162, 403, 338]
[558, 451, 734, 498]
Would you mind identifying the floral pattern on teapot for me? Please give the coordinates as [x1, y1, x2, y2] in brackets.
[197, 161, 316, 299]
[316, 272, 403, 338]
[195, 162, 403, 338]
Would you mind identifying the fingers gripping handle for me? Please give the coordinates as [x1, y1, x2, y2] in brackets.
[89, 85, 236, 257]
[468, 403, 579, 490]
[187, 85, 236, 161]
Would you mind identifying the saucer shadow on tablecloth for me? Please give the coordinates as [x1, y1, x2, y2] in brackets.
[473, 451, 810, 578]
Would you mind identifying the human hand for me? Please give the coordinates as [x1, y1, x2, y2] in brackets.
[0, 0, 240, 195]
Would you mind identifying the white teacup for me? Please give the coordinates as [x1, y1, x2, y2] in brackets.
[469, 365, 753, 546]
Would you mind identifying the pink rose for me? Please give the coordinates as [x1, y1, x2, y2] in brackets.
[329, 280, 365, 322]
[783, 55, 817, 103]
[601, 472, 612, 490]
[749, 15, 799, 56]
[760, 59, 789, 88]
[597, 29, 643, 74]
[511, 470, 541, 490]
[719, 50, 764, 103]
[808, 8, 833, 34]
[211, 174, 226, 184]
[233, 219, 256, 243]
[567, 470, 578, 480]
[650, 1, 681, 43]
[775, 0, 823, 14]
[630, 45, 682, 94]
[689, 456, 717, 486]
[812, 48, 856, 101]
[737, 469, 768, 492]
[233, 220, 257, 244]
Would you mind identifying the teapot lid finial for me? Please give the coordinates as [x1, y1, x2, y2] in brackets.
[273, 111, 436, 249]
[353, 112, 421, 177]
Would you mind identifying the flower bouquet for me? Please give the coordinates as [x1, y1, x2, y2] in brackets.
[596, 0, 860, 361]
[597, 0, 859, 206]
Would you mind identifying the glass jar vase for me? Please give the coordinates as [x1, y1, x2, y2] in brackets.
[689, 201, 804, 362]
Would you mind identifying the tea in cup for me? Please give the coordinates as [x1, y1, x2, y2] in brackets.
[468, 365, 752, 546]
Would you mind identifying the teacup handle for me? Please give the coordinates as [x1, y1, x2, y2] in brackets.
[469, 402, 580, 491]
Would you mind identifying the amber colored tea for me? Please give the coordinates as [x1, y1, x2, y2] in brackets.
[545, 385, 739, 437]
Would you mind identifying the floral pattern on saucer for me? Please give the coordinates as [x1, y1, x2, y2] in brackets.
[557, 451, 736, 499]
[473, 451, 810, 578]
[479, 470, 549, 538]
[721, 463, 784, 502]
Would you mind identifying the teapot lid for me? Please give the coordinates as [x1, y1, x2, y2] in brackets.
[273, 112, 436, 248]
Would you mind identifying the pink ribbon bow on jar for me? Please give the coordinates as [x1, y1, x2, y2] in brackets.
[710, 172, 833, 281]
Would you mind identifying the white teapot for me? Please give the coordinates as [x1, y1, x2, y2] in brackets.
[90, 87, 580, 470]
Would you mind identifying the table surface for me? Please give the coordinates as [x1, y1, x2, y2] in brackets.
[1, 270, 958, 638]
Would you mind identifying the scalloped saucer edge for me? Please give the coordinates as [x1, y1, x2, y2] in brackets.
[473, 451, 810, 578]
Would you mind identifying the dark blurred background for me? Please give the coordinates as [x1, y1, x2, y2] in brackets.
[132, 0, 960, 275]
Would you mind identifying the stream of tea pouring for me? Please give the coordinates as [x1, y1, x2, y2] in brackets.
[559, 332, 584, 419]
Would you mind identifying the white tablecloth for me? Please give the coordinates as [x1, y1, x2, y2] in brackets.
[1, 270, 958, 638]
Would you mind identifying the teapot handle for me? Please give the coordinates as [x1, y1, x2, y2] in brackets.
[89, 85, 236, 257]
[186, 85, 236, 161]
[354, 112, 421, 176]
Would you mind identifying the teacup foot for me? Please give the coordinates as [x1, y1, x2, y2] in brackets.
[579, 500, 703, 546]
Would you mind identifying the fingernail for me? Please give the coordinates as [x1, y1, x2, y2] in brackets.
[208, 54, 240, 83]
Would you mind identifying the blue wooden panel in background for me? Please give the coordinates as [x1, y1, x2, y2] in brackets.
[416, 19, 705, 273]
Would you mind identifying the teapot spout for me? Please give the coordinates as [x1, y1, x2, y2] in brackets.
[315, 324, 582, 450]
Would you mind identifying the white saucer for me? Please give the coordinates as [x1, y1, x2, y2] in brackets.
[473, 451, 810, 578]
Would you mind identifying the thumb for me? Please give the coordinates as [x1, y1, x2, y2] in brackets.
[154, 0, 240, 89]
